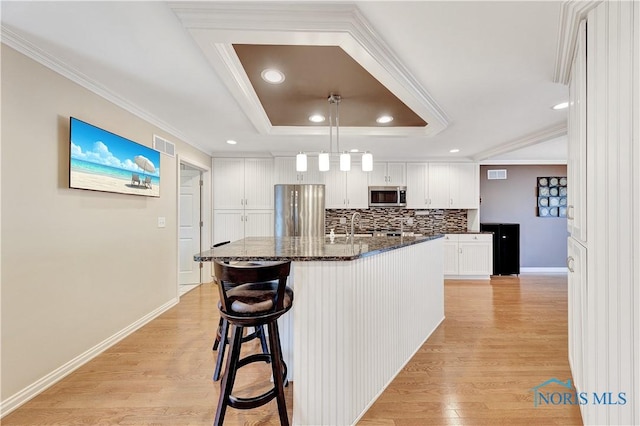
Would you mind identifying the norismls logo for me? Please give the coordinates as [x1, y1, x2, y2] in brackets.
[530, 378, 627, 407]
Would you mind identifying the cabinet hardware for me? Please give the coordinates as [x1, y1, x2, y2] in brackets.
[567, 256, 575, 272]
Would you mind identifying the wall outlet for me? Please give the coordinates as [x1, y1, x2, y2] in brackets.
[157, 217, 166, 228]
[339, 217, 347, 224]
[406, 218, 414, 225]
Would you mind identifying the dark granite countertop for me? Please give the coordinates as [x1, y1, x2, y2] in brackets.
[195, 234, 444, 262]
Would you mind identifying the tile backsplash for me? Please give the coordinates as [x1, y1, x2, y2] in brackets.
[325, 208, 468, 235]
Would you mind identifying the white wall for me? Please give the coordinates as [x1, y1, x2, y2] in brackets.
[0, 45, 211, 411]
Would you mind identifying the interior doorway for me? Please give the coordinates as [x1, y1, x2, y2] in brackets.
[178, 162, 203, 292]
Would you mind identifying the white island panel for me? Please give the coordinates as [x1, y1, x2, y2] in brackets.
[291, 238, 444, 425]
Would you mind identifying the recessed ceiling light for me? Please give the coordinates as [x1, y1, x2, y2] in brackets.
[449, 148, 460, 153]
[376, 115, 394, 124]
[309, 114, 325, 123]
[552, 101, 569, 110]
[226, 140, 237, 145]
[261, 68, 285, 84]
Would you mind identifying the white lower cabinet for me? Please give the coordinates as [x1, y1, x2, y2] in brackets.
[213, 209, 273, 245]
[443, 234, 492, 279]
[567, 236, 587, 393]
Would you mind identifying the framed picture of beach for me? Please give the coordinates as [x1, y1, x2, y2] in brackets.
[69, 117, 160, 197]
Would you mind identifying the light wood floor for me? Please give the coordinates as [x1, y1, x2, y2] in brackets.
[3, 275, 582, 425]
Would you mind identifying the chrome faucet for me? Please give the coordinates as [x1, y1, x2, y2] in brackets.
[349, 212, 361, 241]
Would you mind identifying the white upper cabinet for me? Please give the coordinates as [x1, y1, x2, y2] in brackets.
[369, 162, 406, 186]
[406, 163, 429, 208]
[213, 158, 273, 210]
[324, 163, 368, 209]
[567, 23, 587, 244]
[406, 163, 479, 209]
[212, 158, 245, 209]
[427, 163, 451, 209]
[449, 163, 479, 209]
[274, 157, 322, 185]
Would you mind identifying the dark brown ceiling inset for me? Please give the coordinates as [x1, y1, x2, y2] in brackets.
[232, 44, 427, 128]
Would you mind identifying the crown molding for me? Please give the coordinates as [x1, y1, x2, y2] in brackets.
[479, 159, 567, 166]
[553, 0, 603, 84]
[473, 122, 567, 162]
[169, 2, 450, 138]
[1, 26, 199, 152]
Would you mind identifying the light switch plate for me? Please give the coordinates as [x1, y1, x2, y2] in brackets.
[157, 217, 166, 228]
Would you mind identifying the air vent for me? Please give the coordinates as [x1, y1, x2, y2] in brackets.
[153, 134, 176, 157]
[487, 169, 507, 180]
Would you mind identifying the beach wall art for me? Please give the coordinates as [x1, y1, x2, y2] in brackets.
[69, 117, 160, 197]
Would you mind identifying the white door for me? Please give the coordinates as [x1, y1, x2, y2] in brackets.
[179, 166, 202, 285]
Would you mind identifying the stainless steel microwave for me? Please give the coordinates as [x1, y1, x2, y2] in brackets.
[368, 186, 407, 207]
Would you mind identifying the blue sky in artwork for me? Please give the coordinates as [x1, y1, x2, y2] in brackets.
[70, 117, 160, 176]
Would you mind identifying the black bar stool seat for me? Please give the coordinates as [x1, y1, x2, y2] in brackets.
[213, 260, 293, 426]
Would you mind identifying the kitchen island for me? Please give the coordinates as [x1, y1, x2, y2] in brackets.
[195, 235, 444, 425]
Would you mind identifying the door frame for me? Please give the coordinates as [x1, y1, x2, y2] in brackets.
[176, 155, 211, 294]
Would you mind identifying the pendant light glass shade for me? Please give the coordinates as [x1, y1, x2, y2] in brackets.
[340, 152, 351, 171]
[318, 152, 330, 171]
[361, 152, 373, 171]
[296, 152, 307, 172]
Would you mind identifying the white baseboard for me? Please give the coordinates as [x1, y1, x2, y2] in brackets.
[445, 275, 491, 280]
[0, 297, 179, 418]
[520, 267, 568, 274]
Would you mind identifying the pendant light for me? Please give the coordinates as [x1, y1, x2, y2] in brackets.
[295, 93, 373, 172]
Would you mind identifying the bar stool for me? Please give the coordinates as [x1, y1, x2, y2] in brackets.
[212, 259, 293, 426]
[210, 241, 270, 381]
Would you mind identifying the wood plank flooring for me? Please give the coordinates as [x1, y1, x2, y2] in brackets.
[2, 275, 582, 425]
[359, 275, 583, 426]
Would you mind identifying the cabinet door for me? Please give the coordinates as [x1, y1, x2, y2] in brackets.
[244, 158, 274, 210]
[567, 236, 587, 392]
[406, 163, 428, 208]
[428, 163, 450, 209]
[567, 22, 587, 244]
[458, 237, 492, 276]
[368, 162, 389, 186]
[346, 164, 369, 209]
[386, 163, 406, 185]
[449, 163, 479, 209]
[300, 157, 322, 184]
[274, 157, 300, 184]
[443, 235, 459, 275]
[274, 157, 322, 184]
[213, 158, 245, 209]
[245, 210, 274, 237]
[213, 210, 245, 244]
[323, 164, 347, 208]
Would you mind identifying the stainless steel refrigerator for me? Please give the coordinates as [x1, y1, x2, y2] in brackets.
[274, 184, 325, 237]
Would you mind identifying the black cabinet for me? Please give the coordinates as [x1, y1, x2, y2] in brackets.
[480, 223, 520, 275]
